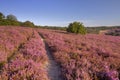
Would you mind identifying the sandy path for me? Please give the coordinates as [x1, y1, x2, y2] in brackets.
[41, 38, 63, 80]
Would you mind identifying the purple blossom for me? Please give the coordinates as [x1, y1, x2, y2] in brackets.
[38, 29, 120, 80]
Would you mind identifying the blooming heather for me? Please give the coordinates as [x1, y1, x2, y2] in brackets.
[0, 26, 49, 80]
[0, 26, 33, 64]
[38, 29, 120, 80]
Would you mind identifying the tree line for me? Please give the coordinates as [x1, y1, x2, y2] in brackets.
[0, 12, 35, 27]
[0, 12, 88, 34]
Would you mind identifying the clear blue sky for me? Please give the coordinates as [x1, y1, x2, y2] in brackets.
[0, 0, 120, 27]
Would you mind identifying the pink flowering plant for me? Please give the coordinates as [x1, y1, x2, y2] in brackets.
[38, 29, 120, 80]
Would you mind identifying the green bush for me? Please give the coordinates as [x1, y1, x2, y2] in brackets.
[21, 21, 34, 27]
[67, 21, 87, 34]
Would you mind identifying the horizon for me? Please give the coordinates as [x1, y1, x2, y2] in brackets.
[0, 0, 120, 27]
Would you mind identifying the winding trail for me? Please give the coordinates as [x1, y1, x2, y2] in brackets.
[41, 38, 63, 80]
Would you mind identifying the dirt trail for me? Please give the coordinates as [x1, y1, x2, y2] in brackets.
[41, 38, 63, 80]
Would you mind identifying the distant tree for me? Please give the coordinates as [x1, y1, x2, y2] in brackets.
[21, 21, 34, 27]
[67, 21, 87, 34]
[6, 14, 17, 21]
[0, 12, 5, 20]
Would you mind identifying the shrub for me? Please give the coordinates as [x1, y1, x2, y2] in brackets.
[21, 21, 34, 28]
[67, 21, 87, 34]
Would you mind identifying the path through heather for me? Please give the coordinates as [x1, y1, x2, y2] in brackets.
[41, 38, 63, 80]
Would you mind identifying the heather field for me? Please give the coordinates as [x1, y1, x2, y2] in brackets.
[0, 26, 120, 80]
[38, 29, 120, 80]
[0, 26, 49, 80]
[1, 0, 120, 80]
